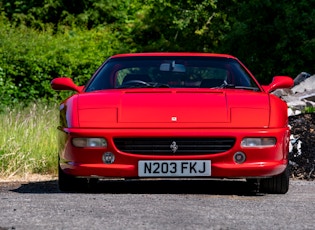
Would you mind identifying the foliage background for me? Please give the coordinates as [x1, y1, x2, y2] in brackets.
[1, 0, 315, 105]
[1, 0, 315, 176]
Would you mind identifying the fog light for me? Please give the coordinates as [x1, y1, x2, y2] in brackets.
[102, 152, 115, 164]
[241, 137, 276, 147]
[72, 138, 107, 148]
[234, 151, 246, 164]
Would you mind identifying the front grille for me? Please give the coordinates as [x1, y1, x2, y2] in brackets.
[113, 137, 235, 155]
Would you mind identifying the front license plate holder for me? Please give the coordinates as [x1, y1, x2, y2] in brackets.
[138, 160, 211, 177]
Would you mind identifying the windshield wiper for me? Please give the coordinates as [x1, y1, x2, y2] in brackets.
[220, 81, 259, 91]
[221, 83, 236, 88]
[118, 81, 170, 89]
[234, 86, 260, 91]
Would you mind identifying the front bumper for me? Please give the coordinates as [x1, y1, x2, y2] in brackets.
[58, 127, 290, 179]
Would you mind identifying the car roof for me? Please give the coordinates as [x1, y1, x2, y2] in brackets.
[110, 52, 237, 59]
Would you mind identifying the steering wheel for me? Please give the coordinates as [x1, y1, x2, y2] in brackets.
[120, 80, 151, 88]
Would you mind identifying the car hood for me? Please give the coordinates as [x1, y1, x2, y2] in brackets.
[76, 89, 270, 128]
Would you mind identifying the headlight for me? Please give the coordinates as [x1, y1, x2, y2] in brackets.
[241, 137, 276, 147]
[72, 138, 107, 148]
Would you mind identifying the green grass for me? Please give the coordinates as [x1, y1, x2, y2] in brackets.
[0, 103, 58, 177]
[303, 106, 315, 114]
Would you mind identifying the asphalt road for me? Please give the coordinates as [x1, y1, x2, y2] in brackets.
[0, 179, 314, 230]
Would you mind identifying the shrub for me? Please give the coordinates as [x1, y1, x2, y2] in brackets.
[0, 18, 122, 106]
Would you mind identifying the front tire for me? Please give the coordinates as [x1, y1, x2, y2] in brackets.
[259, 166, 290, 194]
[58, 165, 88, 192]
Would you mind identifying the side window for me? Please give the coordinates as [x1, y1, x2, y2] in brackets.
[115, 69, 131, 87]
[231, 63, 255, 87]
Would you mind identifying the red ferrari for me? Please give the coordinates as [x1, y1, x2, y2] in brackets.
[51, 53, 294, 193]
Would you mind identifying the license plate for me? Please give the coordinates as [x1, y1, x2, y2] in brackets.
[138, 160, 211, 177]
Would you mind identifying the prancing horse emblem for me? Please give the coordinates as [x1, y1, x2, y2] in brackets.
[170, 141, 178, 153]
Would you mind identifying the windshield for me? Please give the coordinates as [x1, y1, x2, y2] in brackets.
[85, 56, 260, 92]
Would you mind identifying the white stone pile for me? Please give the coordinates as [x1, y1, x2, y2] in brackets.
[273, 72, 315, 179]
[272, 72, 315, 116]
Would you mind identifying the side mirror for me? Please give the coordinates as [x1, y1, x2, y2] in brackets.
[51, 77, 82, 93]
[262, 76, 294, 93]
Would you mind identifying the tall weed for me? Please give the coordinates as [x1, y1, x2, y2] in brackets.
[0, 103, 58, 177]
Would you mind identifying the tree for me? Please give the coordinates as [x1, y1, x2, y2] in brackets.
[219, 0, 315, 83]
[117, 0, 230, 52]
